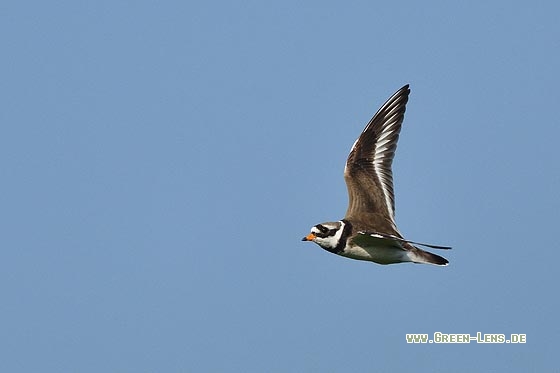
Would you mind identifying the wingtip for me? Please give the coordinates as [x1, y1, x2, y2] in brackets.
[399, 84, 410, 94]
[432, 244, 453, 250]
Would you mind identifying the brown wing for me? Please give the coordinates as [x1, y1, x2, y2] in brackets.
[344, 85, 410, 223]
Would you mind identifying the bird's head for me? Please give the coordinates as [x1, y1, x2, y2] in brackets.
[302, 221, 345, 251]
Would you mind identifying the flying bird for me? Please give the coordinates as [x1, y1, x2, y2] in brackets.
[302, 85, 451, 265]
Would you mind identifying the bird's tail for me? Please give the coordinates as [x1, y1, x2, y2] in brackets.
[408, 247, 449, 266]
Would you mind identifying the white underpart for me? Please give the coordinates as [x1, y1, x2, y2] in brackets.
[342, 233, 409, 264]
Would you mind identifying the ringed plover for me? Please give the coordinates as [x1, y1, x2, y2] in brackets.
[302, 85, 451, 266]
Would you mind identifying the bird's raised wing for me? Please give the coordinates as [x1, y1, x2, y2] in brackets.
[344, 85, 410, 223]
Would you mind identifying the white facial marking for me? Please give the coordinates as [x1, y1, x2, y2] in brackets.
[332, 221, 345, 242]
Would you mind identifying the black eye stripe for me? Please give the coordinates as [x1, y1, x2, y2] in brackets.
[314, 225, 339, 238]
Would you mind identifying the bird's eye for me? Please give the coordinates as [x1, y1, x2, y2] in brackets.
[317, 225, 329, 233]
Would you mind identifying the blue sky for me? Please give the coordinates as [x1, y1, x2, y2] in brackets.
[1, 1, 559, 371]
